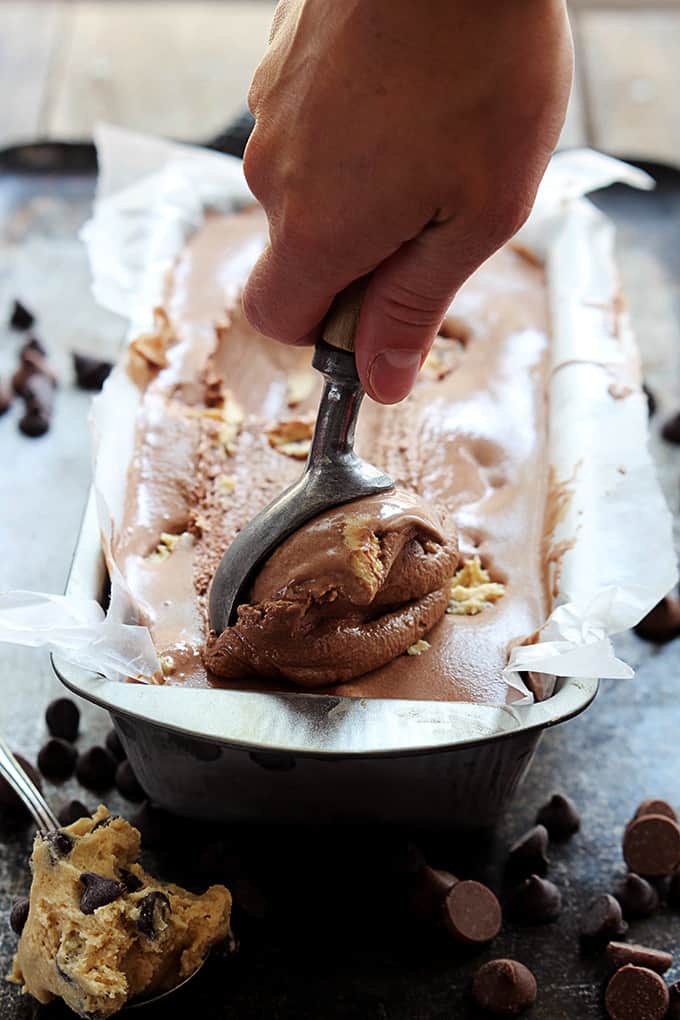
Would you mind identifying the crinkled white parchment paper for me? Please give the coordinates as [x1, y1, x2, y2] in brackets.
[0, 126, 676, 702]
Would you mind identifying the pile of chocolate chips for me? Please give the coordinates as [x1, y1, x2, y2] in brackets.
[3, 301, 57, 437]
[2, 298, 114, 437]
[33, 697, 145, 818]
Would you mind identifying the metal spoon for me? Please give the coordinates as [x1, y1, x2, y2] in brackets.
[209, 280, 395, 633]
[0, 735, 206, 1011]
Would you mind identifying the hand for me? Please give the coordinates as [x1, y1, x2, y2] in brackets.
[243, 0, 573, 403]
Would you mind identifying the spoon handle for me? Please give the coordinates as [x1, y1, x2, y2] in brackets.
[0, 735, 59, 834]
[322, 277, 369, 353]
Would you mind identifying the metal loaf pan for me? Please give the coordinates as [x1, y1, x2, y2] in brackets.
[52, 493, 598, 828]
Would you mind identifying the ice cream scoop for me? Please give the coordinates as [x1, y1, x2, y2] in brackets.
[208, 281, 395, 633]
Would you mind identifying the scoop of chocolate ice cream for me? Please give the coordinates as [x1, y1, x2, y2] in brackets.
[205, 489, 458, 687]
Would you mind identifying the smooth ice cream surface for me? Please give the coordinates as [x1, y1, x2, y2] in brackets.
[205, 490, 459, 686]
[115, 205, 552, 704]
[9, 807, 231, 1018]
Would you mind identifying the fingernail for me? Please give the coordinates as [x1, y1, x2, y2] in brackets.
[368, 349, 422, 404]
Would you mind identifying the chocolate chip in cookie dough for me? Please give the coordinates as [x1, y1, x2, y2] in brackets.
[634, 597, 680, 644]
[45, 830, 74, 862]
[507, 874, 562, 925]
[535, 793, 580, 841]
[612, 873, 660, 919]
[604, 964, 669, 1020]
[9, 896, 30, 935]
[471, 959, 537, 1016]
[580, 894, 628, 946]
[72, 352, 113, 391]
[623, 814, 680, 876]
[115, 760, 145, 802]
[57, 800, 91, 828]
[9, 299, 35, 331]
[136, 891, 170, 938]
[0, 753, 42, 817]
[442, 880, 502, 946]
[507, 825, 550, 876]
[105, 728, 126, 761]
[38, 738, 77, 781]
[79, 872, 125, 915]
[605, 941, 673, 975]
[119, 869, 144, 894]
[45, 698, 80, 743]
[75, 746, 117, 792]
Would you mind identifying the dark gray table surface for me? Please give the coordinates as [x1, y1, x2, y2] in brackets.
[0, 161, 678, 1020]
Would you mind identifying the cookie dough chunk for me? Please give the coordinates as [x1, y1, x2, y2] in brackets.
[9, 806, 231, 1018]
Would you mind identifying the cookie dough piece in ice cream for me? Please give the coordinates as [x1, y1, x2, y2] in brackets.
[9, 806, 231, 1018]
[205, 488, 459, 686]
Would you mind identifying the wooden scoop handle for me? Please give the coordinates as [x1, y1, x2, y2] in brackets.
[322, 277, 369, 354]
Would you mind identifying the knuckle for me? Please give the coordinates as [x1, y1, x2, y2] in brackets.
[374, 280, 446, 330]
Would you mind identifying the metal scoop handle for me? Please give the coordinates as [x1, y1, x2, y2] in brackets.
[0, 736, 59, 834]
[208, 279, 394, 633]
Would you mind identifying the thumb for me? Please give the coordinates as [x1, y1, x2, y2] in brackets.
[354, 222, 482, 404]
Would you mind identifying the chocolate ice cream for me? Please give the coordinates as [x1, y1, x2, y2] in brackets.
[115, 206, 551, 703]
[205, 490, 458, 686]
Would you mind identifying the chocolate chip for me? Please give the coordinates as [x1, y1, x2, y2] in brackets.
[507, 874, 562, 925]
[38, 738, 77, 781]
[45, 830, 74, 862]
[0, 753, 42, 816]
[72, 352, 113, 391]
[79, 872, 125, 914]
[19, 409, 49, 437]
[662, 410, 680, 445]
[136, 891, 170, 938]
[115, 760, 145, 802]
[45, 698, 80, 742]
[471, 958, 537, 1016]
[0, 380, 11, 416]
[507, 825, 550, 876]
[18, 368, 55, 438]
[623, 814, 680, 877]
[605, 941, 672, 975]
[9, 897, 30, 935]
[604, 964, 669, 1020]
[105, 729, 126, 761]
[75, 746, 117, 792]
[643, 383, 657, 418]
[634, 799, 678, 822]
[57, 800, 91, 827]
[406, 865, 458, 922]
[12, 348, 56, 397]
[535, 793, 580, 840]
[580, 894, 628, 945]
[9, 300, 35, 331]
[668, 981, 680, 1020]
[442, 879, 502, 946]
[91, 813, 115, 832]
[613, 873, 659, 919]
[634, 597, 680, 644]
[21, 336, 46, 357]
[120, 869, 144, 893]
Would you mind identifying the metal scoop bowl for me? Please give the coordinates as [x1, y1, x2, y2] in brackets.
[209, 282, 395, 634]
[0, 736, 210, 1011]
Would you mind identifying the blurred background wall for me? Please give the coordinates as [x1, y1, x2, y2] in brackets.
[1, 0, 679, 163]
